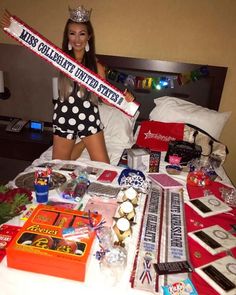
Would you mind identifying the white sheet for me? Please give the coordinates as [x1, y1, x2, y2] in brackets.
[1, 158, 147, 295]
[1, 146, 233, 295]
[30, 144, 232, 202]
[35, 142, 126, 167]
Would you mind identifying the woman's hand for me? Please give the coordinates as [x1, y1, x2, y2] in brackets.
[1, 10, 12, 30]
[124, 88, 135, 102]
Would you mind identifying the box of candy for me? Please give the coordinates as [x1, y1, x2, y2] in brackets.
[6, 204, 101, 281]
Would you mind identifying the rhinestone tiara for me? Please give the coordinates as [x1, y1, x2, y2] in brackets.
[68, 5, 91, 23]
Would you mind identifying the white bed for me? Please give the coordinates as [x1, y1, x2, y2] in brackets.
[1, 55, 234, 295]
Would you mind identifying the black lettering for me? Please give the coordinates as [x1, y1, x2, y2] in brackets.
[29, 35, 39, 47]
[88, 78, 98, 89]
[75, 68, 86, 79]
[38, 42, 47, 54]
[19, 29, 29, 42]
[19, 29, 39, 47]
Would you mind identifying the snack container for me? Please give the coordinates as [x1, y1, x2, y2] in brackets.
[6, 204, 101, 281]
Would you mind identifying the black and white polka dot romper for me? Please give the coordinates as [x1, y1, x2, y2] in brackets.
[53, 84, 103, 140]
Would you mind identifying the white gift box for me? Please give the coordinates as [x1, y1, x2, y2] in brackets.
[127, 148, 150, 172]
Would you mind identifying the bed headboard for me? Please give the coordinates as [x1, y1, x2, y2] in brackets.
[0, 43, 227, 124]
[97, 54, 228, 121]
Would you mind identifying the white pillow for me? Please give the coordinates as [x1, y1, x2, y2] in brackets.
[149, 96, 231, 139]
[99, 103, 139, 147]
[76, 103, 139, 148]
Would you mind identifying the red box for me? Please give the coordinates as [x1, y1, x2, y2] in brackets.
[6, 204, 101, 281]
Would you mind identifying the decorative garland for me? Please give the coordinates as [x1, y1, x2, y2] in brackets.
[3, 15, 139, 117]
[106, 65, 209, 91]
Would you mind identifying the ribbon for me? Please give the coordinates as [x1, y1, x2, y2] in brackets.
[3, 15, 139, 117]
[88, 210, 106, 237]
[139, 258, 152, 284]
[95, 247, 108, 261]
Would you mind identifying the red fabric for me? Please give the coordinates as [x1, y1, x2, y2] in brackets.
[186, 181, 236, 295]
[136, 121, 184, 151]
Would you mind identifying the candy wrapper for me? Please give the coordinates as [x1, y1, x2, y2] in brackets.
[162, 278, 198, 295]
[62, 225, 90, 241]
[0, 225, 21, 262]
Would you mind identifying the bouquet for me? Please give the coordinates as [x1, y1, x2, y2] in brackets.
[0, 185, 33, 224]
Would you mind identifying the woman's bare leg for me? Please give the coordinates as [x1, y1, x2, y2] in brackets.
[52, 135, 76, 160]
[82, 131, 110, 163]
[71, 141, 86, 160]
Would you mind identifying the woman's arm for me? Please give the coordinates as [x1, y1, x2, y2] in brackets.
[97, 61, 106, 79]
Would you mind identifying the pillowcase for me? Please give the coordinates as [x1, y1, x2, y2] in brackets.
[149, 96, 231, 140]
[99, 103, 139, 147]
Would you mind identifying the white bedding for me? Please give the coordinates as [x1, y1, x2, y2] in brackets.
[1, 157, 145, 295]
[35, 141, 127, 167]
[7, 142, 233, 206]
[33, 142, 232, 195]
[1, 98, 233, 295]
[1, 146, 233, 295]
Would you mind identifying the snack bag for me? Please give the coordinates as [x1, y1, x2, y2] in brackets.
[162, 278, 198, 295]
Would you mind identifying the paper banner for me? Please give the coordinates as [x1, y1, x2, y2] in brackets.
[107, 65, 209, 91]
[3, 15, 139, 117]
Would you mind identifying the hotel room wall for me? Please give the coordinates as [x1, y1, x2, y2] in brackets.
[0, 0, 235, 185]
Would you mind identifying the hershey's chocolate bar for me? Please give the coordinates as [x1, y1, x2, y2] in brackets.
[153, 260, 193, 275]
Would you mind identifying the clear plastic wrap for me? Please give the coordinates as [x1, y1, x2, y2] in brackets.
[57, 171, 89, 202]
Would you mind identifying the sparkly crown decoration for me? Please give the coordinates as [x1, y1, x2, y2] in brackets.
[69, 5, 91, 23]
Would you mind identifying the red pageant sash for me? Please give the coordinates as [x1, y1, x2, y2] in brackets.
[3, 15, 140, 117]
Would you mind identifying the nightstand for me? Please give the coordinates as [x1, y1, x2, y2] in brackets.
[0, 125, 53, 184]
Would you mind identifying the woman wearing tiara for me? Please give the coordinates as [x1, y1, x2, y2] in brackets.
[52, 5, 134, 162]
[52, 6, 108, 162]
[1, 7, 134, 163]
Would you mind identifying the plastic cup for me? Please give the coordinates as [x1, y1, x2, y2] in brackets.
[34, 184, 49, 203]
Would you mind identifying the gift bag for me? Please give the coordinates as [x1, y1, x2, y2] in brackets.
[184, 124, 228, 167]
[135, 121, 184, 151]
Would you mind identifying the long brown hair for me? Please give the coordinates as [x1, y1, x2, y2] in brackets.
[59, 19, 98, 101]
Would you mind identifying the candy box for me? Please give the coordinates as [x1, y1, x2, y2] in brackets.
[6, 204, 101, 281]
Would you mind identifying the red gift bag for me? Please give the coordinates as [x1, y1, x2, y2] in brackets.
[136, 121, 184, 151]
